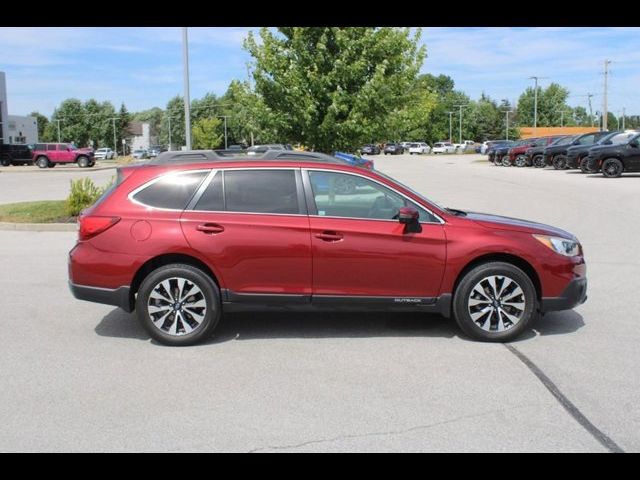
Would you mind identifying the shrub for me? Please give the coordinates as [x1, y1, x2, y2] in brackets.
[65, 177, 110, 217]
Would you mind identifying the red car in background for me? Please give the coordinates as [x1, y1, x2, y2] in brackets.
[500, 138, 539, 167]
[68, 150, 587, 346]
[32, 142, 95, 168]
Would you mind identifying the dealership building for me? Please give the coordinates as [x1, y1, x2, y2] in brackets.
[0, 71, 38, 145]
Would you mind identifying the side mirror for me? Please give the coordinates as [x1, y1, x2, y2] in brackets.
[398, 207, 422, 234]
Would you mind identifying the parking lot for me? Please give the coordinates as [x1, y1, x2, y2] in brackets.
[0, 153, 638, 452]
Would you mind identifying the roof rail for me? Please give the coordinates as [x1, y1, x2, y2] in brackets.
[148, 148, 351, 165]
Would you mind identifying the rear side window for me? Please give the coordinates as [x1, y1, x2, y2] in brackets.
[224, 170, 299, 214]
[46, 144, 56, 151]
[132, 171, 208, 210]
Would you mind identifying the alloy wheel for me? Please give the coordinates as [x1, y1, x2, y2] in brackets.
[467, 275, 526, 333]
[147, 277, 207, 336]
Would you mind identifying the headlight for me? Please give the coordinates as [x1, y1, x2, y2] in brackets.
[533, 234, 580, 257]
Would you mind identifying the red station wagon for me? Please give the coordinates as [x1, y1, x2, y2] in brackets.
[69, 150, 587, 345]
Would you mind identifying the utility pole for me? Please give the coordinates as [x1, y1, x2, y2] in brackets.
[111, 118, 118, 157]
[167, 114, 172, 151]
[454, 105, 467, 145]
[447, 112, 454, 142]
[504, 110, 514, 140]
[603, 60, 611, 131]
[222, 115, 228, 149]
[622, 107, 626, 130]
[528, 76, 548, 130]
[56, 119, 61, 142]
[586, 93, 595, 127]
[558, 110, 570, 127]
[182, 27, 192, 150]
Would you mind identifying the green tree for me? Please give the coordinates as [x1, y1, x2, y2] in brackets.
[117, 103, 132, 155]
[29, 111, 49, 141]
[192, 117, 223, 149]
[245, 27, 426, 152]
[517, 82, 571, 127]
[160, 96, 185, 149]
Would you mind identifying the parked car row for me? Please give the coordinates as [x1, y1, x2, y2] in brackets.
[359, 140, 475, 156]
[487, 130, 640, 177]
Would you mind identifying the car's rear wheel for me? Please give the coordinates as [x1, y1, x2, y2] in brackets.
[453, 261, 536, 342]
[36, 156, 49, 169]
[552, 155, 567, 170]
[136, 264, 221, 346]
[514, 155, 528, 167]
[0, 155, 11, 167]
[501, 156, 512, 167]
[601, 158, 623, 178]
[579, 157, 591, 173]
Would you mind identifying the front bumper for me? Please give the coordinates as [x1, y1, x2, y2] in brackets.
[540, 277, 587, 313]
[69, 281, 133, 312]
[566, 155, 581, 168]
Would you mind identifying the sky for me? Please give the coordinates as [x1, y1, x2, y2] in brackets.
[1, 27, 639, 119]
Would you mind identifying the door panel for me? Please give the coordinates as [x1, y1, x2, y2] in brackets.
[181, 212, 312, 294]
[309, 217, 446, 297]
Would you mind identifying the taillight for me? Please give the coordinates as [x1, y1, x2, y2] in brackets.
[363, 160, 374, 170]
[78, 215, 120, 241]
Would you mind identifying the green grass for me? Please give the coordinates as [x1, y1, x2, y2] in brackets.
[0, 201, 74, 223]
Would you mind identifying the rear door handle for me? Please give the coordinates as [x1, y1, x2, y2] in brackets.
[315, 231, 343, 242]
[196, 223, 225, 234]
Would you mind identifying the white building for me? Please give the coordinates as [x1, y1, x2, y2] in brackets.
[0, 71, 39, 145]
[127, 121, 157, 152]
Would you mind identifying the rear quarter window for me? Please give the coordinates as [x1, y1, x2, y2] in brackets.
[132, 171, 209, 210]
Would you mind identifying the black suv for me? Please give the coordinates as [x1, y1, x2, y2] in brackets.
[525, 136, 567, 168]
[540, 135, 582, 169]
[383, 143, 403, 155]
[566, 131, 614, 172]
[584, 131, 640, 177]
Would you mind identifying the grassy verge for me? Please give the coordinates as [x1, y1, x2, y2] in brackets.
[0, 201, 75, 223]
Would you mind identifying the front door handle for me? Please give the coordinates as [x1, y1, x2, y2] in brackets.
[196, 223, 225, 235]
[315, 231, 343, 242]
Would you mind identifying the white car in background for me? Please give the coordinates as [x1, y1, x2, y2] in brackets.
[432, 142, 456, 154]
[94, 148, 115, 160]
[408, 142, 431, 154]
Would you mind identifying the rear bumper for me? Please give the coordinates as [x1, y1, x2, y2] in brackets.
[540, 277, 587, 313]
[69, 281, 133, 312]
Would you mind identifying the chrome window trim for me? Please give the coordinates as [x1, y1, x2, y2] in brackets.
[127, 169, 212, 212]
[303, 168, 446, 225]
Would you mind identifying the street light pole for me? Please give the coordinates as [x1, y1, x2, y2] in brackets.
[167, 114, 172, 151]
[182, 27, 192, 150]
[56, 119, 61, 142]
[447, 111, 453, 142]
[454, 105, 467, 145]
[504, 110, 514, 140]
[528, 76, 548, 131]
[111, 118, 118, 157]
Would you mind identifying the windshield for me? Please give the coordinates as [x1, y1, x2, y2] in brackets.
[607, 132, 638, 144]
[554, 135, 577, 146]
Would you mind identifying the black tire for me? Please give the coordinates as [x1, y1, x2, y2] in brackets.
[77, 156, 89, 168]
[136, 263, 221, 346]
[36, 156, 49, 169]
[501, 156, 512, 167]
[47, 162, 55, 168]
[601, 158, 623, 178]
[453, 261, 537, 342]
[532, 155, 545, 168]
[579, 157, 592, 174]
[552, 155, 567, 170]
[514, 155, 528, 167]
[0, 156, 10, 167]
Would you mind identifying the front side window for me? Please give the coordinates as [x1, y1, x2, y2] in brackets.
[308, 171, 437, 222]
[224, 170, 299, 215]
[132, 171, 208, 210]
[578, 134, 596, 145]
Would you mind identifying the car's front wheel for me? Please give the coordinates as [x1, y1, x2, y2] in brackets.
[552, 155, 568, 170]
[532, 155, 545, 168]
[77, 156, 90, 168]
[601, 158, 623, 178]
[453, 262, 536, 342]
[136, 264, 221, 346]
[579, 157, 593, 174]
[501, 156, 512, 167]
[36, 156, 49, 169]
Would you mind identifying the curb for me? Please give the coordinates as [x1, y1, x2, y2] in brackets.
[0, 221, 77, 232]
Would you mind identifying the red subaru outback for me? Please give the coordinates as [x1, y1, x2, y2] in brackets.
[69, 150, 587, 345]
